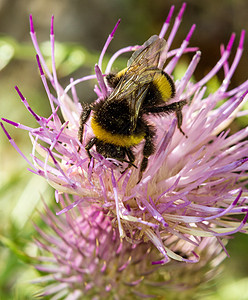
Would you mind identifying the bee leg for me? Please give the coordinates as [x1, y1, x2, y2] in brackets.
[164, 100, 187, 136]
[85, 137, 97, 166]
[138, 125, 155, 183]
[78, 103, 92, 152]
[126, 148, 136, 167]
[121, 148, 137, 174]
[145, 100, 187, 137]
[174, 101, 188, 138]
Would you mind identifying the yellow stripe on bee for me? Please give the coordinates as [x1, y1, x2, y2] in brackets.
[116, 67, 128, 78]
[91, 117, 144, 147]
[153, 72, 174, 101]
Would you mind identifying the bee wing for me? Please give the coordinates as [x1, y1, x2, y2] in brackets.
[129, 83, 150, 131]
[107, 36, 167, 131]
[108, 36, 167, 99]
[127, 35, 167, 68]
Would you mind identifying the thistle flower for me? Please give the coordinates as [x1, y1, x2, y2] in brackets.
[1, 2, 248, 266]
[33, 202, 226, 299]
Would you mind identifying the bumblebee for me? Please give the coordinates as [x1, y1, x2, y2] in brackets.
[78, 35, 187, 181]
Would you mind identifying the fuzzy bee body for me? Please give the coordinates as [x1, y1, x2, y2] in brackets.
[78, 35, 187, 181]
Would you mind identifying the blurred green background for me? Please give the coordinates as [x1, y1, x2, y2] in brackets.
[0, 0, 248, 299]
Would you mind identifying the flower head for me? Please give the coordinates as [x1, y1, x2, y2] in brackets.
[33, 202, 226, 299]
[1, 3, 248, 264]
